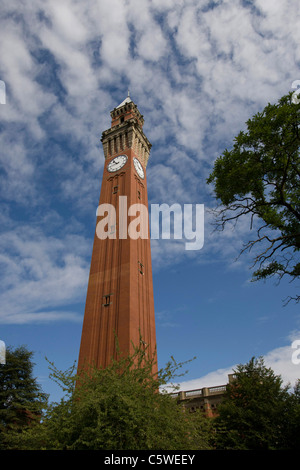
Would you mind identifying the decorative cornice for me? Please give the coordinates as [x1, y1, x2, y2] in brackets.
[101, 118, 151, 168]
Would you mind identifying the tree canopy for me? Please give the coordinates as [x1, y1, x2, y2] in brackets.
[2, 346, 300, 450]
[0, 346, 48, 449]
[207, 92, 300, 302]
[214, 357, 299, 450]
[3, 344, 213, 450]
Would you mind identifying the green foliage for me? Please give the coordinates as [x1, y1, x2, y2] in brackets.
[214, 357, 298, 449]
[0, 346, 48, 449]
[2, 347, 300, 450]
[4, 345, 213, 450]
[207, 93, 300, 300]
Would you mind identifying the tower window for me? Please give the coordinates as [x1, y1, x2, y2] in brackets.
[120, 116, 124, 123]
[113, 185, 118, 194]
[137, 190, 141, 199]
[138, 261, 144, 275]
[103, 294, 113, 306]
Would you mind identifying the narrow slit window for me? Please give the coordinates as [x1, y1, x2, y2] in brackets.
[103, 293, 113, 307]
[138, 261, 144, 275]
[137, 190, 141, 199]
[113, 185, 118, 194]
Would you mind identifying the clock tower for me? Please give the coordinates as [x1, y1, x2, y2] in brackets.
[77, 94, 157, 373]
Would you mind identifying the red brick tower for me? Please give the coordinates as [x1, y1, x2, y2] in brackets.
[77, 94, 157, 372]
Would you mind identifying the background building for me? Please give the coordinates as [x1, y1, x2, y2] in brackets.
[172, 374, 236, 417]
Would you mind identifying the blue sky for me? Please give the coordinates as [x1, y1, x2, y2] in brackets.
[0, 0, 299, 402]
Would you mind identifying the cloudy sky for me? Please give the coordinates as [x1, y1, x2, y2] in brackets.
[0, 0, 299, 401]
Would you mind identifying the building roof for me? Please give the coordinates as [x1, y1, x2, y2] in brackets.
[116, 92, 132, 108]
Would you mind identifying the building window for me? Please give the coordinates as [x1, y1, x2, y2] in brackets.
[103, 294, 113, 306]
[138, 261, 144, 275]
[137, 190, 141, 199]
[113, 185, 118, 194]
[120, 116, 124, 123]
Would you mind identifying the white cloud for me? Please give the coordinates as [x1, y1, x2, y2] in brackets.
[37, 21, 98, 101]
[137, 27, 167, 62]
[0, 25, 56, 138]
[0, 0, 299, 325]
[0, 226, 90, 324]
[94, 0, 131, 71]
[148, 163, 189, 202]
[176, 332, 300, 392]
[45, 1, 90, 44]
[0, 133, 36, 204]
[0, 310, 82, 325]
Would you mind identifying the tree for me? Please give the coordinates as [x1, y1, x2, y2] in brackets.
[0, 346, 48, 449]
[214, 357, 294, 449]
[5, 344, 214, 450]
[207, 93, 300, 302]
[284, 379, 300, 449]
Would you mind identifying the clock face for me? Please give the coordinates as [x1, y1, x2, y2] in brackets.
[107, 155, 128, 172]
[133, 157, 145, 179]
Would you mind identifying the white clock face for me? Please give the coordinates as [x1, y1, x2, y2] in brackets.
[133, 158, 144, 179]
[107, 155, 128, 172]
